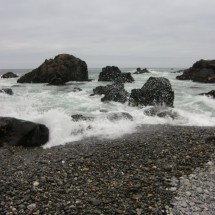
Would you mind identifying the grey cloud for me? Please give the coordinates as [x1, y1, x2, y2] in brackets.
[0, 0, 215, 68]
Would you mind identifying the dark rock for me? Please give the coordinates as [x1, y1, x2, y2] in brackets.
[98, 66, 121, 82]
[199, 90, 215, 98]
[101, 83, 129, 103]
[71, 114, 94, 122]
[107, 112, 133, 121]
[1, 72, 18, 78]
[144, 107, 178, 119]
[72, 87, 82, 92]
[0, 88, 13, 95]
[134, 68, 150, 74]
[91, 83, 129, 103]
[48, 75, 65, 85]
[119, 73, 134, 83]
[98, 66, 134, 83]
[17, 54, 88, 83]
[205, 136, 215, 143]
[89, 198, 101, 206]
[129, 77, 174, 107]
[0, 117, 49, 147]
[176, 59, 215, 83]
[92, 85, 109, 96]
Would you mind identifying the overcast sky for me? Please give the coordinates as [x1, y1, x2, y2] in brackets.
[0, 0, 215, 68]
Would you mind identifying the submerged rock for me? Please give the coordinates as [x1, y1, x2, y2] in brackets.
[0, 117, 49, 147]
[134, 68, 150, 74]
[72, 87, 82, 92]
[107, 112, 133, 121]
[0, 88, 13, 95]
[144, 107, 179, 119]
[176, 59, 215, 83]
[17, 54, 88, 83]
[199, 90, 215, 98]
[129, 77, 174, 107]
[98, 66, 134, 83]
[71, 114, 94, 122]
[1, 72, 18, 78]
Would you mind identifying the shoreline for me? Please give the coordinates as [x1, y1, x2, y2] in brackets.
[0, 125, 215, 214]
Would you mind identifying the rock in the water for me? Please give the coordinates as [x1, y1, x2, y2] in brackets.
[98, 66, 134, 83]
[144, 107, 178, 119]
[107, 112, 133, 121]
[199, 90, 215, 98]
[72, 87, 82, 92]
[101, 83, 129, 103]
[91, 83, 129, 103]
[91, 85, 109, 96]
[0, 88, 13, 95]
[129, 77, 174, 107]
[176, 59, 215, 83]
[17, 54, 88, 83]
[71, 114, 94, 122]
[1, 72, 18, 78]
[134, 68, 150, 74]
[0, 117, 49, 147]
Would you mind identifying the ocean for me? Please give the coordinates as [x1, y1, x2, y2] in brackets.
[0, 68, 215, 148]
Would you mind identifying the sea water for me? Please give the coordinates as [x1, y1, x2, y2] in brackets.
[0, 68, 215, 148]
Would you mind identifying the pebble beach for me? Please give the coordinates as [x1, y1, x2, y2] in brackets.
[0, 124, 215, 214]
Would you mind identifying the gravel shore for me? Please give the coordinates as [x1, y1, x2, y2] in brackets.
[0, 125, 215, 215]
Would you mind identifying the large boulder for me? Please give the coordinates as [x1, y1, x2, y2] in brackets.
[129, 77, 174, 107]
[1, 72, 18, 78]
[0, 117, 49, 147]
[134, 68, 150, 74]
[101, 83, 129, 103]
[17, 54, 88, 83]
[98, 66, 134, 83]
[92, 83, 129, 103]
[176, 59, 215, 83]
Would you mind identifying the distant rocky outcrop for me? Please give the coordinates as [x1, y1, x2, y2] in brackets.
[199, 90, 215, 98]
[92, 83, 129, 103]
[17, 54, 88, 83]
[0, 88, 13, 95]
[1, 72, 18, 78]
[98, 66, 134, 83]
[176, 59, 215, 83]
[129, 77, 174, 107]
[0, 117, 49, 147]
[134, 68, 150, 74]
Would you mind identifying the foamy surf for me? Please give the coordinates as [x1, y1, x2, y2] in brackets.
[0, 68, 215, 148]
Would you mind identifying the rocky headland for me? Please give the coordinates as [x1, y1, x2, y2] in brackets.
[176, 59, 215, 83]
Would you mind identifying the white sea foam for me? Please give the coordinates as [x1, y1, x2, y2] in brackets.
[0, 68, 215, 148]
